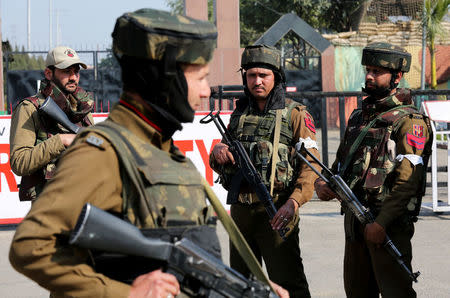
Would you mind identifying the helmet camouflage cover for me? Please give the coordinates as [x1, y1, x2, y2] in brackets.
[241, 44, 281, 71]
[112, 8, 217, 64]
[362, 42, 411, 72]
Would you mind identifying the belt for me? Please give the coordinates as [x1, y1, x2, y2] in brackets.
[237, 192, 280, 205]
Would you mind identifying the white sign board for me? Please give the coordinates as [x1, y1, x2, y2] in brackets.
[423, 100, 450, 122]
[0, 112, 230, 224]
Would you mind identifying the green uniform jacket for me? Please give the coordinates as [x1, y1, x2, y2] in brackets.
[9, 101, 178, 297]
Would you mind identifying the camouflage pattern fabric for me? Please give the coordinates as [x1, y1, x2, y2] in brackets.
[241, 44, 281, 71]
[82, 120, 211, 229]
[218, 102, 303, 200]
[112, 8, 217, 65]
[362, 42, 411, 72]
[335, 89, 431, 215]
[16, 80, 93, 201]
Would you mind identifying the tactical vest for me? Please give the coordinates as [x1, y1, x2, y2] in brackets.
[220, 102, 302, 200]
[83, 120, 213, 228]
[17, 95, 92, 201]
[340, 105, 432, 217]
[81, 121, 221, 285]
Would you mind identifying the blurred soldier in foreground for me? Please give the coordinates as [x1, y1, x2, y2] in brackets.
[9, 9, 287, 298]
[9, 46, 94, 201]
[209, 44, 320, 297]
[315, 42, 432, 297]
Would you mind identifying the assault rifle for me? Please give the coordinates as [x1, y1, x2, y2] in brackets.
[39, 96, 82, 133]
[296, 142, 420, 283]
[200, 111, 287, 240]
[69, 203, 278, 298]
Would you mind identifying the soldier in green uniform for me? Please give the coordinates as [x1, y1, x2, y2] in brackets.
[9, 9, 289, 298]
[9, 46, 94, 201]
[315, 42, 432, 298]
[210, 44, 320, 298]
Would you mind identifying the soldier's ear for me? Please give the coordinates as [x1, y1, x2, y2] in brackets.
[44, 68, 53, 81]
[393, 71, 403, 84]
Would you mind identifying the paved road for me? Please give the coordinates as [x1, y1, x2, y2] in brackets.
[1, 195, 449, 298]
[1, 129, 449, 297]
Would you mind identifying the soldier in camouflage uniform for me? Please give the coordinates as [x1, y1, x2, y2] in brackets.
[9, 9, 289, 298]
[315, 42, 432, 298]
[210, 44, 320, 298]
[9, 46, 94, 201]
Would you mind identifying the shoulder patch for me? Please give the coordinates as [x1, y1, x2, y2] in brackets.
[406, 133, 425, 150]
[304, 113, 316, 134]
[85, 135, 105, 149]
[412, 124, 423, 138]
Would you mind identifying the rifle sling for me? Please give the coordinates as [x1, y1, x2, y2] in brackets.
[269, 109, 282, 196]
[339, 105, 411, 176]
[202, 179, 273, 289]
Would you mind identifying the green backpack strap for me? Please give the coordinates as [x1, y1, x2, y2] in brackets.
[339, 105, 412, 176]
[90, 121, 159, 227]
[201, 179, 273, 289]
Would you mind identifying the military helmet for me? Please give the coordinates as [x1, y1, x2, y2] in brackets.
[362, 42, 411, 72]
[241, 44, 282, 71]
[112, 8, 217, 65]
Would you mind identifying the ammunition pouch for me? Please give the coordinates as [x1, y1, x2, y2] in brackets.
[18, 170, 46, 201]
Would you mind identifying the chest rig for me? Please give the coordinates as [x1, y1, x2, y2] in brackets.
[17, 95, 92, 202]
[83, 120, 211, 229]
[339, 104, 431, 215]
[81, 121, 222, 285]
[223, 102, 302, 200]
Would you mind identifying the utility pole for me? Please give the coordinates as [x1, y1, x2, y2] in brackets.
[49, 0, 52, 49]
[28, 0, 31, 50]
[420, 0, 427, 90]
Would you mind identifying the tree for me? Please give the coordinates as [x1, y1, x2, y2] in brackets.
[422, 0, 450, 89]
[166, 0, 368, 46]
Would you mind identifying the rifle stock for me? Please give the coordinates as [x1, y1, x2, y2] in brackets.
[70, 204, 278, 298]
[296, 143, 420, 283]
[39, 96, 82, 134]
[200, 111, 287, 240]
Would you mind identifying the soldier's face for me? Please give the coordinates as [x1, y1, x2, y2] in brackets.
[364, 65, 401, 91]
[184, 63, 211, 111]
[245, 68, 275, 100]
[45, 64, 80, 94]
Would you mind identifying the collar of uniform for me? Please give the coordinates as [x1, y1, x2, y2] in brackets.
[108, 102, 172, 153]
[362, 89, 408, 120]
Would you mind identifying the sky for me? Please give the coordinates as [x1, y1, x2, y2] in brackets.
[1, 0, 171, 51]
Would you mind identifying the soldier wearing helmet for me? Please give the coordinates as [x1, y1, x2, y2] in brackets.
[210, 44, 320, 297]
[9, 9, 289, 298]
[315, 42, 432, 297]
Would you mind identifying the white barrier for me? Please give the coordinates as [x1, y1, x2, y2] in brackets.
[0, 112, 230, 224]
[423, 101, 450, 212]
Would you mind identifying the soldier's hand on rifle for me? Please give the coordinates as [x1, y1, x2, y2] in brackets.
[314, 178, 339, 201]
[364, 222, 386, 246]
[212, 142, 235, 165]
[129, 269, 180, 298]
[271, 198, 298, 231]
[59, 134, 77, 147]
[269, 280, 290, 298]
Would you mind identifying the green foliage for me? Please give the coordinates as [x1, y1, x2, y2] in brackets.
[165, 0, 215, 22]
[166, 0, 368, 46]
[8, 45, 46, 71]
[98, 49, 120, 69]
[423, 0, 450, 42]
[422, 0, 450, 88]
